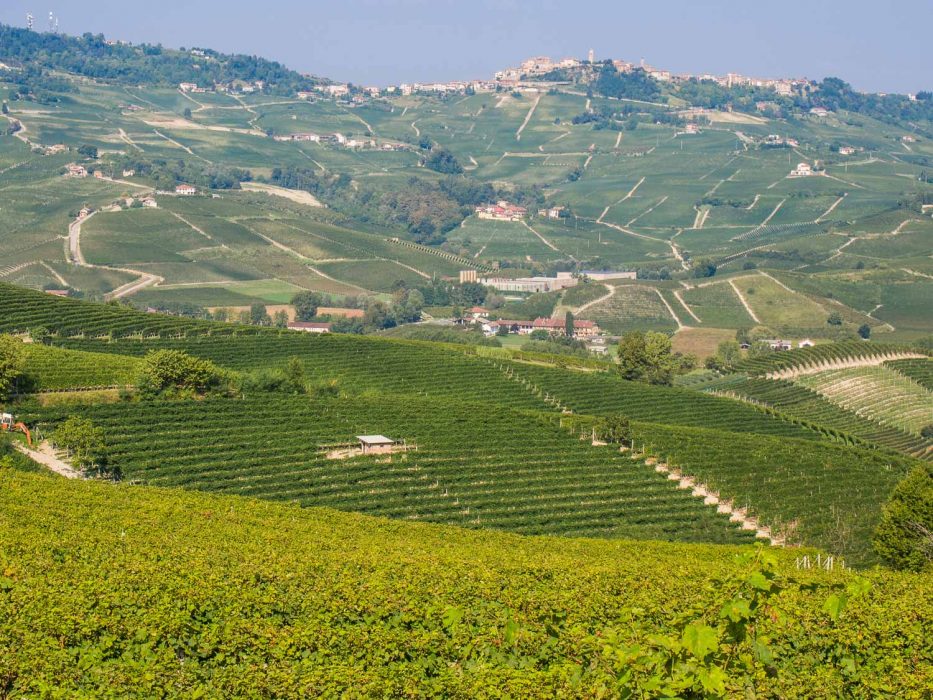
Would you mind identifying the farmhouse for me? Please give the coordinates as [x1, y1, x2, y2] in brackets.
[762, 339, 793, 351]
[838, 146, 856, 156]
[175, 184, 197, 196]
[809, 107, 830, 117]
[141, 197, 158, 208]
[684, 123, 700, 134]
[78, 206, 92, 218]
[45, 144, 67, 155]
[288, 321, 332, 333]
[466, 306, 489, 319]
[93, 170, 105, 179]
[792, 162, 812, 177]
[66, 164, 87, 177]
[178, 82, 198, 92]
[475, 201, 527, 222]
[533, 317, 600, 339]
[537, 206, 565, 219]
[122, 169, 135, 177]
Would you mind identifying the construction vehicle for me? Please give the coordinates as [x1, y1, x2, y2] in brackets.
[1, 413, 32, 446]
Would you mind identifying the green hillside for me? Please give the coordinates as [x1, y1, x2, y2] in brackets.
[2, 25, 931, 342]
[0, 468, 929, 697]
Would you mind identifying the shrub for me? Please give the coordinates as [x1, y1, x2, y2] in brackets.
[136, 349, 227, 395]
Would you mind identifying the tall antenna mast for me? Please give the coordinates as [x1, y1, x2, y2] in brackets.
[26, 13, 35, 30]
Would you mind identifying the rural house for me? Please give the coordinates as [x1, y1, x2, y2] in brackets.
[175, 184, 197, 196]
[288, 321, 332, 333]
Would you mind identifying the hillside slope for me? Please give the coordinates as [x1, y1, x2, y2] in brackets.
[0, 468, 929, 697]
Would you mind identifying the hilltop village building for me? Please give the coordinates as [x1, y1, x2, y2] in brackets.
[475, 202, 528, 222]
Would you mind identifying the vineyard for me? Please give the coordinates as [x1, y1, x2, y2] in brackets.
[701, 376, 933, 459]
[885, 358, 933, 390]
[0, 283, 268, 338]
[21, 394, 751, 544]
[1, 469, 929, 697]
[17, 342, 141, 391]
[627, 421, 915, 564]
[795, 366, 933, 436]
[733, 340, 927, 377]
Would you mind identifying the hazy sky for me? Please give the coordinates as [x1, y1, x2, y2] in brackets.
[2, 1, 930, 93]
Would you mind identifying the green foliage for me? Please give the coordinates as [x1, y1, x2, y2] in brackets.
[0, 335, 25, 400]
[873, 466, 933, 572]
[76, 144, 98, 159]
[0, 469, 929, 696]
[594, 65, 661, 101]
[0, 24, 320, 93]
[136, 349, 227, 395]
[618, 331, 679, 385]
[424, 147, 463, 174]
[291, 291, 323, 321]
[51, 415, 111, 476]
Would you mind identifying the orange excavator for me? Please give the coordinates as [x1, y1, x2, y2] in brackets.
[1, 413, 32, 446]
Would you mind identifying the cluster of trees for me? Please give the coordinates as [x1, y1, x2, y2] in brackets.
[289, 288, 425, 333]
[0, 25, 320, 94]
[112, 156, 251, 190]
[617, 331, 695, 385]
[521, 329, 590, 358]
[0, 64, 76, 103]
[423, 147, 463, 174]
[268, 167, 542, 246]
[593, 65, 661, 102]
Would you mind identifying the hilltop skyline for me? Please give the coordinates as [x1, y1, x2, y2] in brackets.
[0, 0, 931, 93]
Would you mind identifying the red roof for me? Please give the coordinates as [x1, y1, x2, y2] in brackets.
[468, 306, 487, 313]
[533, 317, 596, 329]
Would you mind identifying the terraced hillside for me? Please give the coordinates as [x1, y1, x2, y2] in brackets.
[2, 288, 925, 564]
[2, 40, 932, 340]
[701, 376, 933, 458]
[23, 394, 750, 544]
[795, 366, 932, 436]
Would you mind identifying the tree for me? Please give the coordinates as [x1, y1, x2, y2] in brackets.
[285, 356, 307, 394]
[424, 147, 463, 174]
[136, 349, 226, 395]
[617, 331, 678, 385]
[827, 311, 843, 326]
[565, 311, 575, 337]
[183, 107, 192, 119]
[0, 336, 25, 400]
[273, 310, 289, 328]
[529, 329, 550, 341]
[692, 259, 717, 278]
[873, 466, 932, 572]
[51, 416, 112, 476]
[716, 340, 742, 368]
[291, 291, 323, 322]
[77, 144, 98, 159]
[857, 323, 871, 339]
[249, 302, 271, 326]
[1, 102, 8, 115]
[599, 414, 633, 445]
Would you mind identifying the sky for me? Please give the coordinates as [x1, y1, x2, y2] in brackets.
[1, 1, 930, 93]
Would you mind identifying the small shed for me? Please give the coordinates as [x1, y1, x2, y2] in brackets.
[357, 435, 397, 455]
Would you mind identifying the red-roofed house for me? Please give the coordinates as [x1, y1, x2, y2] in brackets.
[175, 184, 197, 196]
[533, 317, 600, 339]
